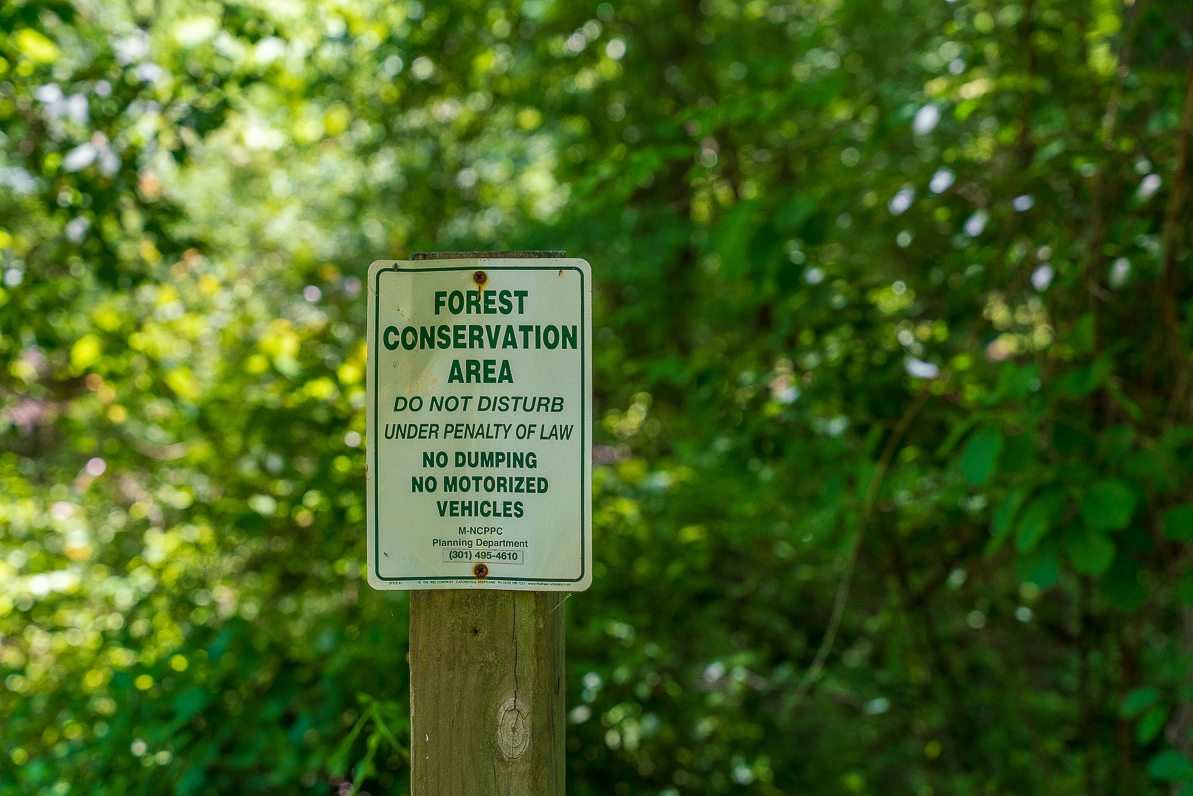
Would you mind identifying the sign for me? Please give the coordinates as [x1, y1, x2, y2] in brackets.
[366, 256, 592, 591]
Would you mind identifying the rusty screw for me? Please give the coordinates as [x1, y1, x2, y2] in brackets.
[473, 563, 489, 578]
[473, 270, 487, 285]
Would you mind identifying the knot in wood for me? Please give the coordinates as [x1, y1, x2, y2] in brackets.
[496, 697, 529, 759]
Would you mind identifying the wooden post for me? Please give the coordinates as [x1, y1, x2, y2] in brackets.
[406, 251, 570, 796]
[410, 591, 566, 796]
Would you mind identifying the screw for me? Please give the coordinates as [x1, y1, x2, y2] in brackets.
[473, 270, 487, 285]
[473, 563, 489, 578]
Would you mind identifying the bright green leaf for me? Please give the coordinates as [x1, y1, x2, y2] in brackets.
[15, 29, 60, 63]
[1149, 750, 1193, 781]
[165, 368, 203, 401]
[1138, 705, 1169, 743]
[1123, 687, 1160, 718]
[70, 334, 102, 371]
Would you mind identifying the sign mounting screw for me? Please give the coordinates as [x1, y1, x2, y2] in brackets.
[473, 563, 489, 579]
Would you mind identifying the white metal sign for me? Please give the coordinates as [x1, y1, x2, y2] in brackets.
[366, 257, 592, 591]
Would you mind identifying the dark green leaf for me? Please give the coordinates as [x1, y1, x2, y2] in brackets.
[1053, 358, 1112, 399]
[1064, 524, 1116, 576]
[1104, 551, 1148, 613]
[1164, 505, 1193, 541]
[774, 193, 818, 231]
[961, 426, 1004, 485]
[1001, 433, 1036, 474]
[1106, 382, 1144, 421]
[1053, 420, 1095, 454]
[1068, 314, 1095, 355]
[1017, 550, 1061, 590]
[987, 486, 1028, 555]
[1080, 479, 1135, 531]
[1016, 489, 1066, 552]
[172, 688, 208, 722]
[1179, 569, 1193, 605]
[715, 200, 761, 280]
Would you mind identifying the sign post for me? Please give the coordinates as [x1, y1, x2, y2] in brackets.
[366, 252, 592, 795]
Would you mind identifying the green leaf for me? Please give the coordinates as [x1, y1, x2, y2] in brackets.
[1098, 425, 1137, 460]
[1064, 524, 1116, 576]
[1179, 569, 1193, 605]
[1159, 426, 1193, 455]
[1138, 705, 1169, 743]
[988, 362, 1040, 404]
[1122, 687, 1160, 717]
[177, 767, 208, 796]
[1054, 357, 1112, 398]
[1016, 549, 1061, 589]
[1104, 551, 1148, 613]
[172, 688, 208, 722]
[1016, 489, 1065, 552]
[774, 193, 818, 231]
[1149, 750, 1193, 781]
[1164, 505, 1193, 541]
[987, 486, 1028, 556]
[1080, 479, 1135, 531]
[329, 704, 376, 776]
[14, 29, 60, 63]
[1106, 381, 1144, 421]
[797, 505, 840, 542]
[70, 334, 103, 371]
[935, 415, 979, 458]
[715, 200, 761, 280]
[1069, 314, 1095, 355]
[1053, 420, 1095, 453]
[961, 426, 1004, 485]
[1001, 432, 1036, 474]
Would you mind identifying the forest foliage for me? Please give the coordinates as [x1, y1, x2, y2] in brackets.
[4, 0, 1193, 794]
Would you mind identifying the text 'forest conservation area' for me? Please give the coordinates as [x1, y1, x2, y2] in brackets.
[366, 257, 592, 590]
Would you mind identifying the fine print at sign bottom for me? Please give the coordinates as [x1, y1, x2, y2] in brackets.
[365, 256, 592, 591]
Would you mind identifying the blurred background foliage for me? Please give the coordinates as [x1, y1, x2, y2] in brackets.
[4, 0, 1193, 793]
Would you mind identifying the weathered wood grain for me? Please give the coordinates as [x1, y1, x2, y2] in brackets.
[410, 590, 566, 796]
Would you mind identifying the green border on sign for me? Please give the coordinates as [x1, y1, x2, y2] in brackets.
[372, 264, 588, 584]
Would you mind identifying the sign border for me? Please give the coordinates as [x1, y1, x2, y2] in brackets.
[368, 260, 590, 588]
